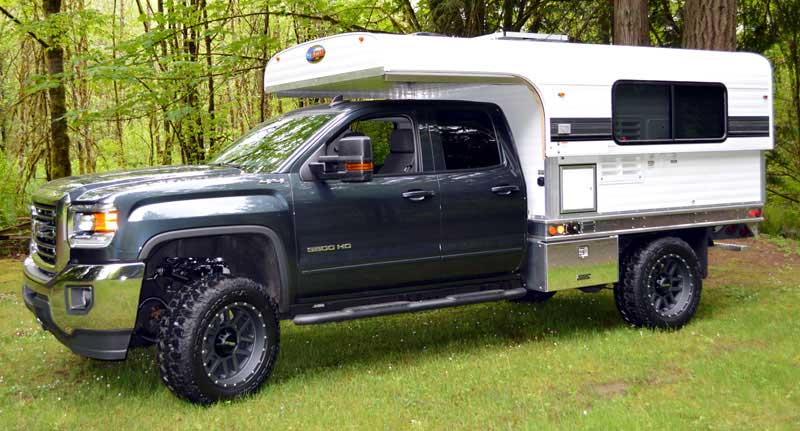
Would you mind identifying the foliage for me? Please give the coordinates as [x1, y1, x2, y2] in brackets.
[761, 201, 800, 237]
[0, 158, 24, 227]
[0, 0, 799, 236]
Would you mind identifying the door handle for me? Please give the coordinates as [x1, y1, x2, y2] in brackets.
[402, 190, 436, 202]
[491, 185, 520, 196]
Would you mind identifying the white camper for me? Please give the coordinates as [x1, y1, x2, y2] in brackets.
[264, 31, 770, 291]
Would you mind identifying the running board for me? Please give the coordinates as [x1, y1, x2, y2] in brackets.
[292, 288, 527, 325]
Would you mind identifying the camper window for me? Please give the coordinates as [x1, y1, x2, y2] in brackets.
[673, 84, 726, 139]
[613, 81, 727, 144]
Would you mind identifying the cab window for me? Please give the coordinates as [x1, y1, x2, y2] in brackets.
[430, 109, 501, 171]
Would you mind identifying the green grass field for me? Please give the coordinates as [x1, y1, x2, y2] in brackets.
[1, 237, 799, 430]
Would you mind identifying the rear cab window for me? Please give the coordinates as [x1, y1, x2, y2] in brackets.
[428, 109, 502, 171]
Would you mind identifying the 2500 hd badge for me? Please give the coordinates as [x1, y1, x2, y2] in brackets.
[307, 243, 352, 253]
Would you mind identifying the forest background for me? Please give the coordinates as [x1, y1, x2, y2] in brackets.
[0, 0, 798, 237]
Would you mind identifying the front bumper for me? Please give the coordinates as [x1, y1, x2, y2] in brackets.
[22, 257, 144, 360]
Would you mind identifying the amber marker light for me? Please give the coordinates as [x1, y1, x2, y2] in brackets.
[358, 36, 365, 43]
[345, 162, 373, 172]
[548, 225, 557, 236]
[93, 211, 119, 232]
[556, 225, 566, 235]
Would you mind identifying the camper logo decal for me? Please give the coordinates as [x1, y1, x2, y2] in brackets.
[306, 45, 326, 63]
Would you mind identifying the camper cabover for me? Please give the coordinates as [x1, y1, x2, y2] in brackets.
[21, 31, 771, 404]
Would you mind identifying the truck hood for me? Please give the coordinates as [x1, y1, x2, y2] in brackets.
[32, 165, 245, 204]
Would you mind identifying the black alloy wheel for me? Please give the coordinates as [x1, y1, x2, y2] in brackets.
[647, 254, 694, 318]
[201, 302, 269, 387]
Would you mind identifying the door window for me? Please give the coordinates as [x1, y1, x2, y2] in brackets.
[327, 116, 417, 175]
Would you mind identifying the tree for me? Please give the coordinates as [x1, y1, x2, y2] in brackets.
[614, 0, 649, 46]
[44, 0, 71, 179]
[767, 0, 800, 205]
[683, 0, 737, 50]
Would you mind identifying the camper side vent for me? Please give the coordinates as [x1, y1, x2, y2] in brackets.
[599, 157, 644, 184]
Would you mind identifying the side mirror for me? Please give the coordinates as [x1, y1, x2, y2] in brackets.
[309, 136, 373, 182]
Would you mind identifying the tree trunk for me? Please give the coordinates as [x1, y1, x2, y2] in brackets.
[201, 0, 216, 154]
[599, 0, 614, 44]
[501, 0, 514, 32]
[112, 0, 125, 168]
[614, 0, 649, 46]
[0, 59, 6, 152]
[682, 0, 737, 51]
[259, 2, 270, 123]
[181, 0, 204, 164]
[44, 0, 71, 179]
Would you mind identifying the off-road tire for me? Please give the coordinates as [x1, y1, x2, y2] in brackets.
[614, 237, 702, 329]
[515, 290, 557, 303]
[157, 276, 280, 404]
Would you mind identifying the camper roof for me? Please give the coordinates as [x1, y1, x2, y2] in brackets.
[263, 32, 771, 99]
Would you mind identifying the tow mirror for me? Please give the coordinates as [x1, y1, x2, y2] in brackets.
[309, 136, 373, 182]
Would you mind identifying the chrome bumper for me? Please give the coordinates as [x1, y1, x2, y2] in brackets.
[22, 257, 144, 360]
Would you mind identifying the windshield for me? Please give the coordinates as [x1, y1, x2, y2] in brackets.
[212, 112, 336, 173]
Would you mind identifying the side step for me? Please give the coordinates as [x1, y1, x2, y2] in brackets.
[292, 288, 527, 325]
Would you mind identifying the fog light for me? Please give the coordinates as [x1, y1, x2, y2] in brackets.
[66, 286, 93, 313]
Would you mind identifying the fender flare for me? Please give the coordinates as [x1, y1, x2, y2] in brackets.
[137, 225, 291, 313]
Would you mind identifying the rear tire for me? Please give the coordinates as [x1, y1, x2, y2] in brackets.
[614, 237, 702, 329]
[158, 276, 280, 404]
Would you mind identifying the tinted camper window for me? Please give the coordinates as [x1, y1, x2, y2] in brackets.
[613, 81, 726, 144]
[613, 83, 671, 142]
[674, 84, 726, 139]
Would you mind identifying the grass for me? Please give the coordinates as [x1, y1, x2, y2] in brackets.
[1, 238, 799, 430]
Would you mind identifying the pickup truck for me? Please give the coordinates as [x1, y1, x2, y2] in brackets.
[23, 99, 708, 404]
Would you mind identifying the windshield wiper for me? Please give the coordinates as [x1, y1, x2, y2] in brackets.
[208, 162, 243, 170]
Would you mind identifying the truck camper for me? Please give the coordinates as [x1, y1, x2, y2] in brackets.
[22, 31, 772, 403]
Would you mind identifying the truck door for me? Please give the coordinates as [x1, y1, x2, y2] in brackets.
[426, 106, 527, 280]
[292, 109, 442, 299]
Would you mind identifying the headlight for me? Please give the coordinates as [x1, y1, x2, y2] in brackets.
[69, 208, 118, 248]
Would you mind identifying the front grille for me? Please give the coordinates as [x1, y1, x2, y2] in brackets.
[32, 203, 58, 266]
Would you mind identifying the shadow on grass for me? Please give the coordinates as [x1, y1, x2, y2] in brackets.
[77, 292, 622, 390]
[272, 291, 625, 381]
[73, 287, 732, 398]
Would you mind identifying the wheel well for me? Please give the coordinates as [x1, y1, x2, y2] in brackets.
[619, 227, 711, 278]
[142, 233, 284, 306]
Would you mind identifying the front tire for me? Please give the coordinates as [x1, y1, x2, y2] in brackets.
[614, 237, 702, 329]
[158, 276, 280, 404]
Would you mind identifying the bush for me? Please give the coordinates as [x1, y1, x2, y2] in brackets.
[0, 158, 24, 228]
[760, 201, 800, 239]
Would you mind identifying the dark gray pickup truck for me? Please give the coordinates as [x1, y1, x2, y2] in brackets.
[23, 100, 717, 404]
